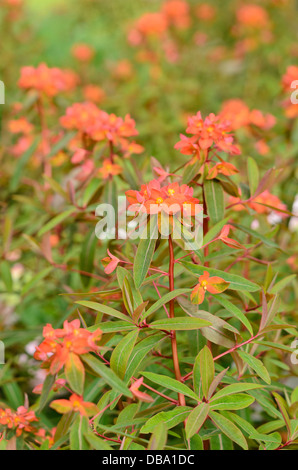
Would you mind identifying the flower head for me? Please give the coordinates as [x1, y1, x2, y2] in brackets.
[191, 271, 230, 305]
[50, 393, 98, 417]
[0, 406, 38, 437]
[175, 111, 240, 158]
[126, 180, 200, 216]
[34, 319, 102, 375]
[19, 63, 78, 96]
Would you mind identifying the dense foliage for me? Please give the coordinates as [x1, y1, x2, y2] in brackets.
[0, 0, 297, 451]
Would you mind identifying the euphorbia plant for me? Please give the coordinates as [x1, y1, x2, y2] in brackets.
[2, 101, 295, 450]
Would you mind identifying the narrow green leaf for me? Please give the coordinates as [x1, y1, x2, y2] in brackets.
[210, 394, 255, 410]
[238, 351, 271, 384]
[149, 317, 211, 331]
[110, 330, 139, 379]
[142, 288, 192, 320]
[82, 354, 132, 398]
[186, 403, 209, 439]
[209, 411, 248, 450]
[76, 301, 132, 323]
[148, 422, 167, 450]
[141, 407, 191, 433]
[142, 371, 199, 401]
[134, 217, 158, 289]
[204, 180, 224, 224]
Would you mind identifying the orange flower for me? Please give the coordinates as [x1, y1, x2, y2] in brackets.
[207, 162, 239, 179]
[128, 12, 168, 45]
[196, 4, 216, 21]
[98, 159, 122, 179]
[83, 85, 105, 103]
[236, 4, 269, 29]
[191, 271, 230, 305]
[229, 190, 289, 218]
[219, 99, 275, 131]
[102, 249, 121, 275]
[71, 43, 95, 62]
[162, 0, 190, 29]
[19, 63, 78, 96]
[50, 394, 98, 417]
[218, 225, 245, 249]
[34, 319, 102, 375]
[175, 111, 240, 157]
[126, 180, 200, 216]
[130, 378, 154, 403]
[60, 102, 139, 146]
[8, 117, 33, 135]
[0, 406, 38, 437]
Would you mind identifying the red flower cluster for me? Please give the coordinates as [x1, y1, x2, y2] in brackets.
[281, 66, 298, 119]
[126, 180, 200, 215]
[34, 319, 102, 375]
[175, 111, 240, 158]
[19, 63, 78, 96]
[236, 4, 270, 29]
[0, 406, 38, 437]
[220, 99, 276, 131]
[60, 102, 141, 152]
[230, 190, 288, 217]
[128, 0, 190, 45]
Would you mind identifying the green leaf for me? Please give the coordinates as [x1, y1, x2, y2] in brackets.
[110, 330, 139, 379]
[149, 317, 211, 331]
[65, 353, 85, 395]
[89, 321, 135, 333]
[196, 346, 214, 399]
[142, 372, 199, 401]
[79, 230, 97, 288]
[209, 411, 248, 450]
[210, 393, 255, 410]
[21, 266, 53, 296]
[70, 415, 89, 450]
[0, 261, 13, 291]
[141, 407, 192, 433]
[142, 288, 192, 320]
[182, 262, 260, 292]
[182, 159, 201, 184]
[9, 139, 39, 192]
[124, 333, 165, 381]
[270, 275, 296, 294]
[247, 157, 259, 197]
[204, 180, 224, 224]
[133, 217, 158, 289]
[84, 431, 113, 450]
[148, 422, 167, 450]
[82, 354, 132, 398]
[231, 223, 279, 249]
[186, 403, 210, 439]
[38, 374, 56, 413]
[238, 351, 271, 384]
[212, 383, 264, 400]
[76, 301, 132, 323]
[37, 208, 75, 237]
[215, 294, 253, 335]
[273, 393, 291, 438]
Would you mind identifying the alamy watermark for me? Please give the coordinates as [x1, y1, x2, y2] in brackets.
[290, 340, 298, 365]
[291, 80, 298, 105]
[94, 196, 203, 250]
[0, 80, 5, 104]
